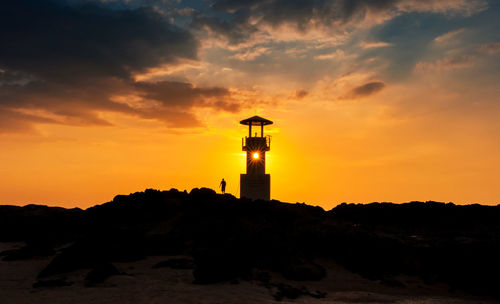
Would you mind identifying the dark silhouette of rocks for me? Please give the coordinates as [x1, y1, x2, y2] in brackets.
[84, 263, 122, 287]
[1, 243, 55, 261]
[37, 237, 145, 278]
[152, 258, 195, 269]
[33, 278, 73, 288]
[281, 258, 326, 281]
[1, 188, 500, 299]
[270, 283, 327, 301]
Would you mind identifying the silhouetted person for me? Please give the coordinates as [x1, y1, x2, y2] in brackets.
[219, 178, 226, 194]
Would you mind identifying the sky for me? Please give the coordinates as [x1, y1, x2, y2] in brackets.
[1, 0, 499, 209]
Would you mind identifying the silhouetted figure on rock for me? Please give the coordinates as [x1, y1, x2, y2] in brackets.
[219, 178, 226, 194]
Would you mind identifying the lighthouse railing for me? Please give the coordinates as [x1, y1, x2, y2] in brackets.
[242, 136, 271, 150]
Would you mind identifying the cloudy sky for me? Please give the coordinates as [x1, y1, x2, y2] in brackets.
[1, 0, 499, 208]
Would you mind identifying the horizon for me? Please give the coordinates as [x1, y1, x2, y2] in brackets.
[1, 0, 500, 209]
[2, 187, 499, 210]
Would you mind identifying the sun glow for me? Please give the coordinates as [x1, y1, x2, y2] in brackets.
[253, 152, 260, 159]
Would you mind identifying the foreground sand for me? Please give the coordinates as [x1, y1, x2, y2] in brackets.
[1, 243, 496, 304]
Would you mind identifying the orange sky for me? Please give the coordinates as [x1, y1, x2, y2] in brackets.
[1, 0, 499, 209]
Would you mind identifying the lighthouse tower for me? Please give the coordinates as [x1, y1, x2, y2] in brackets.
[240, 116, 273, 200]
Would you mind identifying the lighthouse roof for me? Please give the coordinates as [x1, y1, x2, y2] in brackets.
[240, 115, 273, 126]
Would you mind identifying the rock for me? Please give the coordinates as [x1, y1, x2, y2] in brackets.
[152, 258, 194, 269]
[271, 283, 327, 301]
[253, 271, 271, 284]
[38, 237, 145, 278]
[282, 259, 326, 281]
[84, 263, 121, 286]
[2, 244, 55, 261]
[381, 277, 405, 288]
[33, 279, 72, 288]
[193, 245, 253, 284]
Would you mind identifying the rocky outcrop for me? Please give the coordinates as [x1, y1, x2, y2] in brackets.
[1, 188, 499, 298]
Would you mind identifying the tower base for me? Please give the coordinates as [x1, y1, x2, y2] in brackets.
[240, 174, 270, 200]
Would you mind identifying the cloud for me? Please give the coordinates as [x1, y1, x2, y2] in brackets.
[415, 41, 499, 73]
[0, 108, 60, 134]
[415, 55, 474, 72]
[187, 0, 488, 88]
[360, 41, 393, 49]
[0, 0, 198, 81]
[208, 0, 401, 30]
[314, 49, 345, 60]
[134, 81, 233, 110]
[478, 42, 500, 54]
[293, 89, 309, 99]
[192, 12, 257, 45]
[0, 0, 492, 133]
[194, 0, 487, 46]
[344, 81, 386, 99]
[397, 0, 487, 16]
[434, 28, 465, 43]
[229, 46, 270, 61]
[0, 77, 241, 131]
[0, 0, 244, 132]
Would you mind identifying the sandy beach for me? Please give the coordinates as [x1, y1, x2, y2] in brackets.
[1, 242, 496, 304]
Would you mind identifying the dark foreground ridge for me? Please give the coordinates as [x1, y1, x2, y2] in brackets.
[1, 188, 500, 299]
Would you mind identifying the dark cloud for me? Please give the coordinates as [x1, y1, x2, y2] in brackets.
[0, 108, 60, 133]
[255, 0, 397, 28]
[192, 10, 257, 44]
[135, 81, 229, 108]
[195, 0, 399, 42]
[0, 77, 239, 131]
[294, 89, 309, 99]
[4, 0, 465, 133]
[347, 81, 386, 98]
[0, 0, 197, 81]
[133, 81, 240, 124]
[0, 0, 243, 132]
[0, 70, 32, 85]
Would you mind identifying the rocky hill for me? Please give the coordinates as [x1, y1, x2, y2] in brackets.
[1, 188, 499, 301]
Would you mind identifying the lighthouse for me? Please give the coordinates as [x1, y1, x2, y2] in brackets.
[240, 116, 273, 200]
